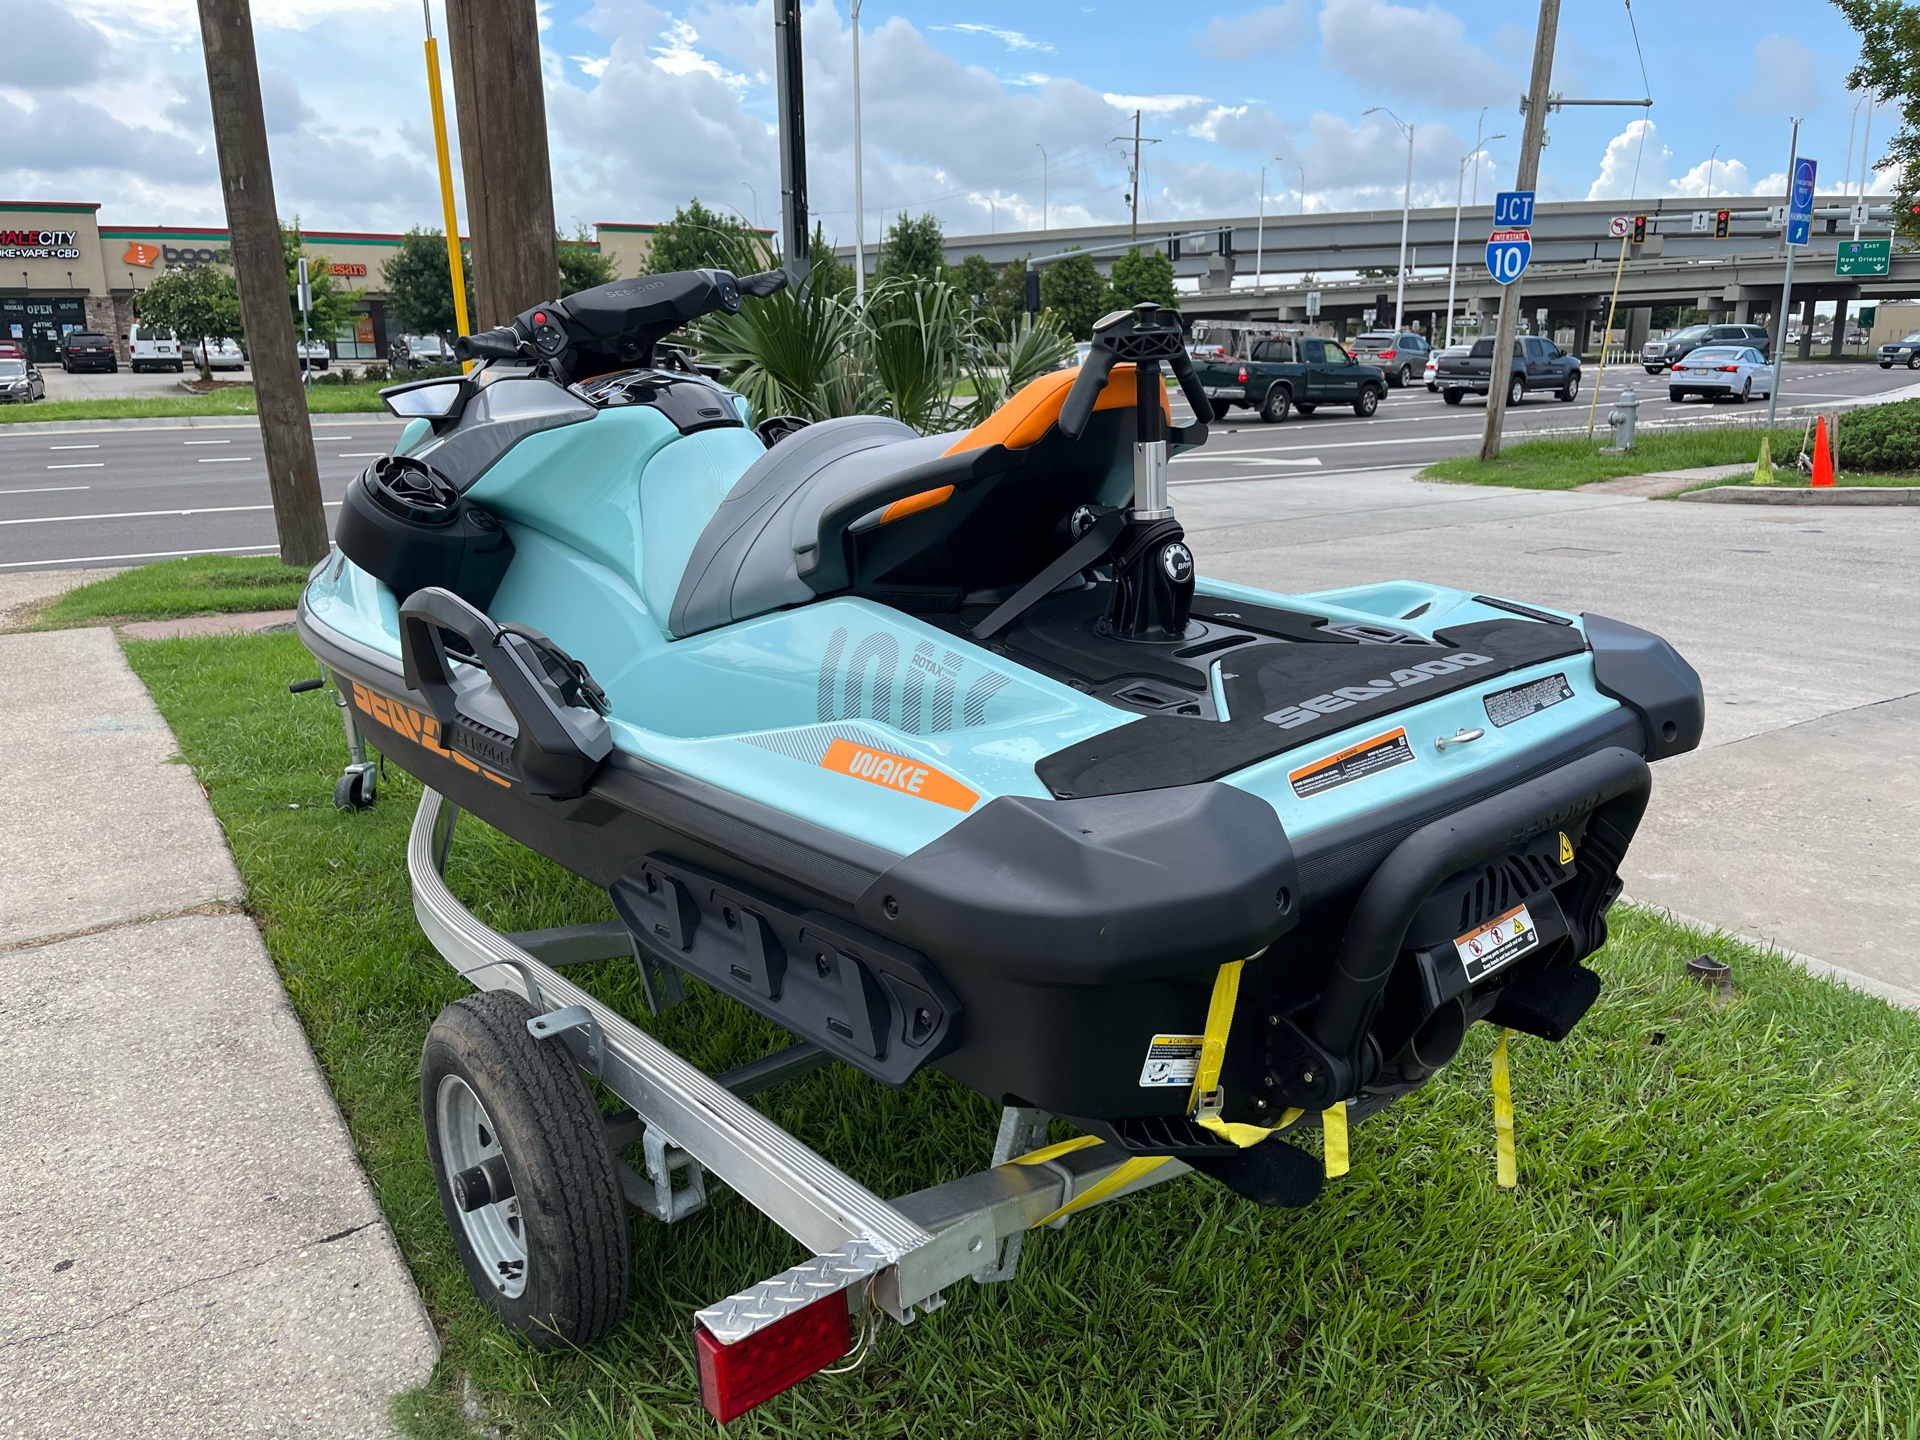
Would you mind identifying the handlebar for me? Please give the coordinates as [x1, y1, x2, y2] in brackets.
[453, 328, 525, 362]
[1164, 347, 1213, 428]
[737, 269, 788, 298]
[1058, 348, 1118, 441]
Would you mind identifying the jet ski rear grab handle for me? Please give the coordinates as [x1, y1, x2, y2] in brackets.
[405, 784, 1194, 1358]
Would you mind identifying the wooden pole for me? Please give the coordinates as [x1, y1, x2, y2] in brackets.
[445, 0, 560, 329]
[1479, 0, 1559, 462]
[196, 0, 329, 567]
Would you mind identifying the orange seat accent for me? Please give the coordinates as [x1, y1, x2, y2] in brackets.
[878, 484, 955, 525]
[942, 363, 1171, 455]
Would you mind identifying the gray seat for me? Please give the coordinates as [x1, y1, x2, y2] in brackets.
[668, 415, 959, 637]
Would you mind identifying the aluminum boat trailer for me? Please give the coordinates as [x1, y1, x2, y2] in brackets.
[409, 786, 1195, 1422]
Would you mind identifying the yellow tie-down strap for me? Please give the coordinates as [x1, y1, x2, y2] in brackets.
[1007, 1134, 1172, 1226]
[1188, 959, 1344, 1177]
[1492, 1027, 1517, 1188]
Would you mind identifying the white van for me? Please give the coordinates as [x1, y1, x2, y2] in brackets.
[128, 323, 184, 373]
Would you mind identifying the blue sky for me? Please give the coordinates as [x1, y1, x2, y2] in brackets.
[4, 0, 1893, 243]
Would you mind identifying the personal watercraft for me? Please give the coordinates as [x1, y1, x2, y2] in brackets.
[299, 266, 1703, 1210]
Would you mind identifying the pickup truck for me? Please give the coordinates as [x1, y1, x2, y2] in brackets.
[1191, 333, 1388, 423]
[1436, 336, 1581, 406]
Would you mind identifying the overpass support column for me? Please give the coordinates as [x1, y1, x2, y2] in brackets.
[1734, 296, 1754, 323]
[1798, 296, 1816, 360]
[1623, 307, 1650, 356]
[1574, 309, 1593, 359]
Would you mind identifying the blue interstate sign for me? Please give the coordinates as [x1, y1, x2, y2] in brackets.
[1493, 190, 1536, 227]
[1486, 228, 1532, 284]
[1787, 157, 1817, 246]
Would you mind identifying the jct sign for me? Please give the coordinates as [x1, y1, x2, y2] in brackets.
[0, 229, 82, 260]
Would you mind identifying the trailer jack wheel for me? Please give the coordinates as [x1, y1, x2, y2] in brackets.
[422, 991, 630, 1347]
[334, 762, 377, 811]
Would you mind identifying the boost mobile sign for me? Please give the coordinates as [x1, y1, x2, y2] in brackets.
[0, 229, 81, 260]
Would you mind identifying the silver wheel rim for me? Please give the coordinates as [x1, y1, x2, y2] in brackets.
[437, 1075, 528, 1298]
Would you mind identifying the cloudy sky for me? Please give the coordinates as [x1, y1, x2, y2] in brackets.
[2, 0, 1895, 246]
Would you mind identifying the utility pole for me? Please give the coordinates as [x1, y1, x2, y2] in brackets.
[195, 0, 328, 567]
[446, 0, 560, 328]
[1113, 112, 1160, 242]
[1036, 143, 1049, 231]
[1479, 0, 1559, 462]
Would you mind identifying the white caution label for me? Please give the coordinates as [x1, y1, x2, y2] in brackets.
[1138, 1034, 1205, 1087]
[1455, 903, 1541, 983]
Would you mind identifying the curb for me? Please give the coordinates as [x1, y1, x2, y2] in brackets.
[1676, 485, 1920, 506]
[0, 412, 401, 436]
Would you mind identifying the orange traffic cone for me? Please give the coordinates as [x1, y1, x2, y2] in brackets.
[1811, 415, 1835, 487]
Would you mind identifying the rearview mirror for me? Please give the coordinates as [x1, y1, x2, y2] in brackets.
[380, 377, 467, 421]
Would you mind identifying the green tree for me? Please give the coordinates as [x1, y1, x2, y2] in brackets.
[1108, 246, 1178, 310]
[951, 253, 998, 303]
[979, 256, 1031, 340]
[133, 265, 244, 381]
[1840, 1, 1920, 244]
[281, 219, 354, 348]
[557, 223, 617, 295]
[806, 223, 854, 302]
[645, 198, 753, 275]
[380, 227, 474, 339]
[876, 211, 948, 283]
[1038, 251, 1110, 340]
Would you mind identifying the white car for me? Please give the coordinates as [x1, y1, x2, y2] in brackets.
[128, 323, 184, 373]
[1667, 346, 1774, 404]
[297, 339, 330, 371]
[1425, 344, 1469, 391]
[186, 338, 247, 371]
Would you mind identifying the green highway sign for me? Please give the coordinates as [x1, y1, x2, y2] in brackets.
[1836, 239, 1891, 276]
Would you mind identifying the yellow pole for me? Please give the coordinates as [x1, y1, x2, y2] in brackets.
[1586, 232, 1631, 438]
[422, 9, 471, 369]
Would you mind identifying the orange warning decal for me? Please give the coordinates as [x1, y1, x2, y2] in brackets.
[820, 738, 977, 812]
[1287, 726, 1415, 799]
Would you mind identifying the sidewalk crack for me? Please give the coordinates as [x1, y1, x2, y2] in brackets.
[0, 900, 246, 955]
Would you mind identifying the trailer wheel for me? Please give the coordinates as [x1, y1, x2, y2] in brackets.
[421, 991, 630, 1348]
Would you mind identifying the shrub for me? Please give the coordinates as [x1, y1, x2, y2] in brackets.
[1835, 398, 1920, 472]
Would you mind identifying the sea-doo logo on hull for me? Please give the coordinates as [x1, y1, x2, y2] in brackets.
[349, 680, 512, 787]
[1263, 652, 1496, 730]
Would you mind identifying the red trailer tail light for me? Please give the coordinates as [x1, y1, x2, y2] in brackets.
[696, 1292, 850, 1423]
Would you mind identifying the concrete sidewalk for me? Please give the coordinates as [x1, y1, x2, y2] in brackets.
[0, 627, 436, 1437]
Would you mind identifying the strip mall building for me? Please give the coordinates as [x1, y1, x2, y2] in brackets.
[1, 200, 668, 365]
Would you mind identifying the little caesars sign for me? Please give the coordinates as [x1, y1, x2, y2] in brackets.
[1, 228, 82, 260]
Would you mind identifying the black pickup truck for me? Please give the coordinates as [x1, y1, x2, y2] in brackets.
[1191, 333, 1388, 422]
[1436, 336, 1580, 406]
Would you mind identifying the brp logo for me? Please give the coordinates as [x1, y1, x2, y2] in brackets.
[1159, 543, 1194, 584]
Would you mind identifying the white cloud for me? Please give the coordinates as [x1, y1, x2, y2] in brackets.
[1193, 1, 1312, 61]
[1588, 119, 1787, 202]
[1319, 0, 1513, 110]
[930, 23, 1053, 54]
[1740, 34, 1820, 115]
[1103, 92, 1207, 114]
[650, 18, 750, 88]
[572, 54, 610, 78]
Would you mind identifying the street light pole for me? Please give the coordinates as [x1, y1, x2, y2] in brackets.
[1856, 92, 1876, 241]
[1766, 117, 1803, 430]
[1255, 164, 1266, 292]
[1446, 134, 1503, 346]
[851, 0, 864, 305]
[1036, 143, 1048, 231]
[1707, 145, 1718, 199]
[1366, 106, 1415, 333]
[1298, 165, 1306, 213]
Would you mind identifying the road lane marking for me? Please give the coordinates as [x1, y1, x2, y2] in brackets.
[48, 444, 100, 450]
[2, 486, 91, 495]
[0, 544, 282, 570]
[47, 463, 106, 470]
[0, 500, 340, 526]
[312, 433, 354, 439]
[339, 452, 385, 457]
[183, 439, 232, 445]
[198, 457, 254, 463]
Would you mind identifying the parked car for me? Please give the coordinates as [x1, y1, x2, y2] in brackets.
[1877, 332, 1920, 369]
[186, 338, 247, 371]
[1347, 330, 1432, 389]
[1642, 322, 1770, 373]
[297, 339, 331, 371]
[0, 340, 26, 361]
[1667, 346, 1775, 404]
[1437, 336, 1581, 405]
[1191, 332, 1388, 421]
[0, 355, 45, 403]
[127, 323, 184, 373]
[1426, 343, 1468, 391]
[61, 331, 118, 373]
[392, 334, 455, 370]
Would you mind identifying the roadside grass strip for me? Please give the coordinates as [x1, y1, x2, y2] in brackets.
[37, 555, 310, 626]
[128, 628, 1920, 1440]
[0, 383, 390, 424]
[1421, 429, 1814, 490]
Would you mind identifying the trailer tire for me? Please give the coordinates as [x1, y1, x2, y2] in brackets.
[422, 991, 629, 1349]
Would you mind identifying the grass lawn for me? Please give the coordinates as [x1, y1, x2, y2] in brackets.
[1421, 428, 1816, 490]
[37, 556, 310, 627]
[0, 383, 390, 424]
[127, 628, 1920, 1439]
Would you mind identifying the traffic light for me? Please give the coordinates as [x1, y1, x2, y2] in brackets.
[1218, 227, 1235, 258]
[1169, 236, 1181, 261]
[1632, 214, 1648, 244]
[1714, 210, 1731, 239]
[1024, 267, 1040, 315]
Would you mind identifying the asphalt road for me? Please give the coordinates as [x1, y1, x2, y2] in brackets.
[1, 359, 1915, 570]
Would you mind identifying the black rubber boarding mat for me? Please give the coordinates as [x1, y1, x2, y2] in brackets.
[1035, 618, 1588, 799]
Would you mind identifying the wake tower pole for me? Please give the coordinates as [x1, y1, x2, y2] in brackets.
[773, 0, 811, 287]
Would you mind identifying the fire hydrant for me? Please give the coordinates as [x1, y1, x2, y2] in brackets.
[1603, 386, 1639, 453]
